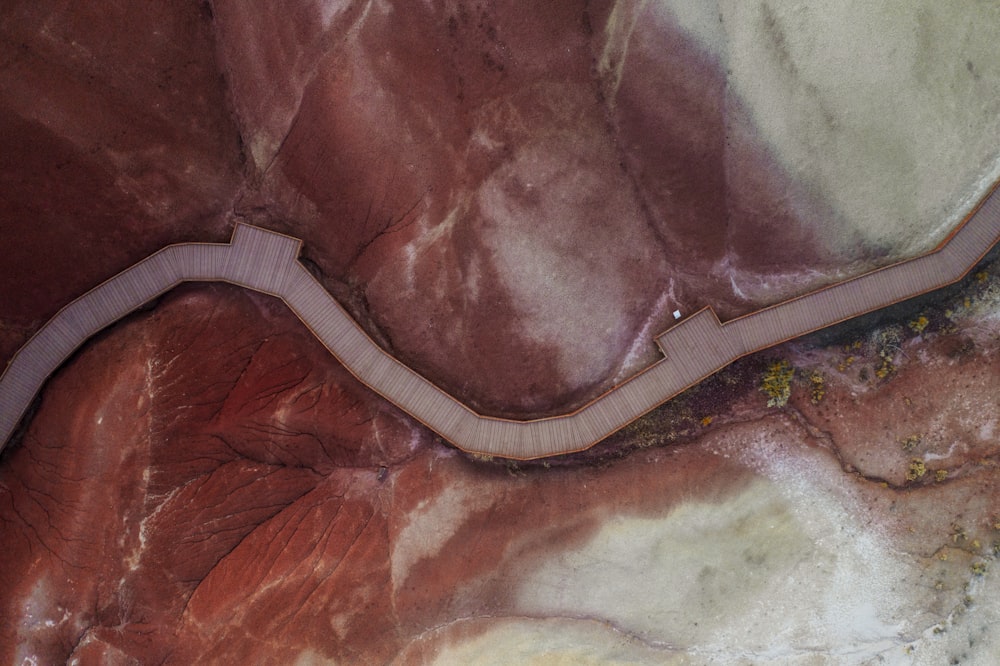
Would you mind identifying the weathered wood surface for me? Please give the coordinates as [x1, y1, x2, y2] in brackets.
[2, 185, 998, 459]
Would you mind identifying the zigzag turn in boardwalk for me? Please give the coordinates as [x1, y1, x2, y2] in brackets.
[2, 185, 999, 459]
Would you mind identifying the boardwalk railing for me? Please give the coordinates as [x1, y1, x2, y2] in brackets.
[2, 184, 999, 459]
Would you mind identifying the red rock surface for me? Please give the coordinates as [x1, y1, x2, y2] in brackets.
[2, 267, 999, 662]
[210, 0, 860, 415]
[5, 1, 995, 416]
[0, 1, 243, 364]
[0, 284, 420, 662]
[3, 2, 1000, 663]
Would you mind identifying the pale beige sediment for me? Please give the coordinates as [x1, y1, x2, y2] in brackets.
[1, 183, 998, 459]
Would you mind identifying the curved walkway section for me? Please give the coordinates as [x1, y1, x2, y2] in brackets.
[2, 187, 999, 460]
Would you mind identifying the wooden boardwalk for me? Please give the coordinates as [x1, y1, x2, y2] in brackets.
[2, 185, 999, 459]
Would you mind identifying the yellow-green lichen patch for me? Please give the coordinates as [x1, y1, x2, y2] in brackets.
[761, 360, 795, 407]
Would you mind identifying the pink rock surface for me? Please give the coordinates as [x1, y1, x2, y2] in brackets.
[2, 3, 1000, 663]
[212, 0, 871, 415]
[5, 1, 996, 416]
[3, 268, 999, 663]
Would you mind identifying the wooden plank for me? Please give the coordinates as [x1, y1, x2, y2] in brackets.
[3, 187, 1000, 458]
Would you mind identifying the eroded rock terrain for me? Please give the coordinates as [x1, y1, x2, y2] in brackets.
[5, 0, 999, 414]
[2, 261, 999, 664]
[1, 1, 999, 663]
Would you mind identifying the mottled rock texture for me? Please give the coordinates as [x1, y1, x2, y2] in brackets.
[0, 285, 420, 663]
[2, 265, 999, 664]
[0, 1, 243, 364]
[213, 0, 1000, 414]
[2, 1, 1000, 664]
[5, 1, 997, 415]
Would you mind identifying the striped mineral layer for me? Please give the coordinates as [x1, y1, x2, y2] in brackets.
[1, 1, 1000, 664]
